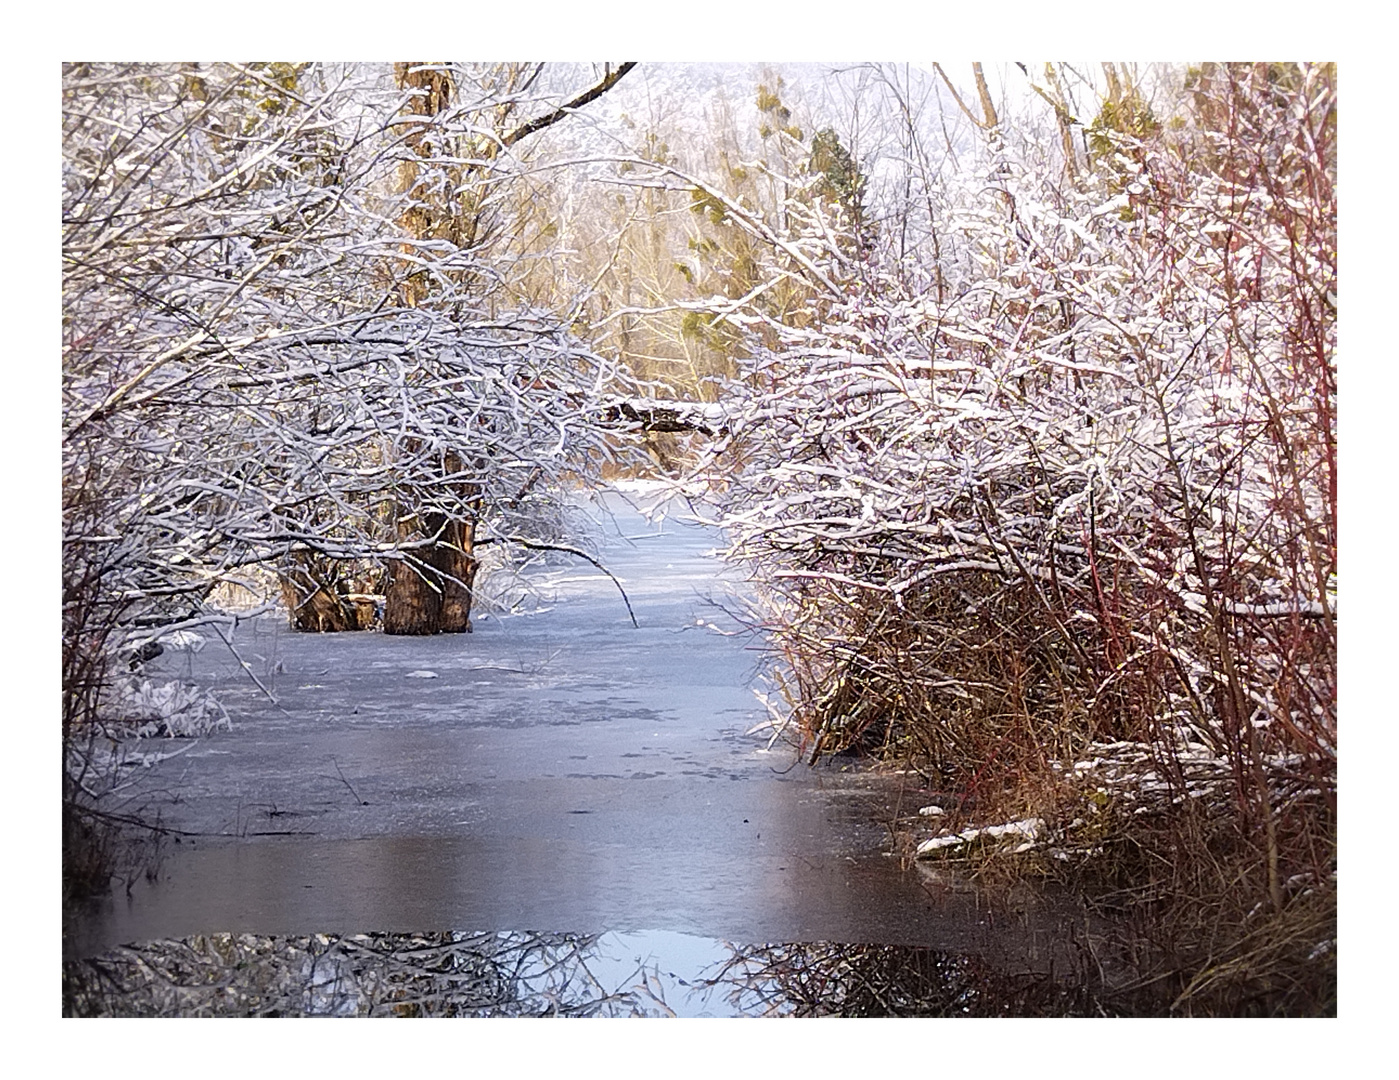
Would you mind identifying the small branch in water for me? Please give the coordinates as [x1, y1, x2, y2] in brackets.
[478, 535, 639, 628]
[209, 621, 278, 704]
[330, 757, 368, 805]
[64, 802, 245, 839]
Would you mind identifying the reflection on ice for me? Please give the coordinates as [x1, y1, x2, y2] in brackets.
[63, 927, 1125, 1017]
[64, 930, 669, 1018]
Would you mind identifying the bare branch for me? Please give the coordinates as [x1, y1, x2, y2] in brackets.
[502, 63, 638, 149]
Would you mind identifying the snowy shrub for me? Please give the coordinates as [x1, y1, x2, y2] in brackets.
[102, 677, 231, 739]
[697, 64, 1335, 892]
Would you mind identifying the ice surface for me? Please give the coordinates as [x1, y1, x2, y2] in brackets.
[71, 490, 1006, 958]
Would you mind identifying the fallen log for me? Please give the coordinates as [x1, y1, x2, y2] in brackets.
[603, 398, 729, 438]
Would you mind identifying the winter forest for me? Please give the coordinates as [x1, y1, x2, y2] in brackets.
[61, 62, 1336, 1017]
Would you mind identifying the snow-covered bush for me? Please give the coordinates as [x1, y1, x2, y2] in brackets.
[699, 65, 1335, 902]
[101, 677, 231, 739]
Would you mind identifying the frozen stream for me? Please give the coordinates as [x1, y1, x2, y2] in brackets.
[65, 486, 1088, 1015]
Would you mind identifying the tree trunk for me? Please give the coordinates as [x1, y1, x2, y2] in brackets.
[382, 64, 471, 637]
[384, 505, 444, 635]
[280, 552, 366, 632]
[972, 63, 999, 130]
[382, 555, 442, 635]
[383, 510, 478, 635]
[436, 517, 478, 633]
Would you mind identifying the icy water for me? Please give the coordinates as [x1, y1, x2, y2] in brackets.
[64, 485, 1097, 1017]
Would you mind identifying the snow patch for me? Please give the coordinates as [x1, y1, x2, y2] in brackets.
[916, 817, 1045, 857]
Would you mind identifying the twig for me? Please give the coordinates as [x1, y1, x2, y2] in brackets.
[209, 621, 278, 704]
[501, 63, 638, 150]
[330, 757, 367, 805]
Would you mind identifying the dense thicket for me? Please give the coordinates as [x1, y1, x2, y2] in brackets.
[668, 64, 1334, 1008]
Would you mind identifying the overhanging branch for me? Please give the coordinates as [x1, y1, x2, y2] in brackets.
[502, 62, 638, 149]
[478, 534, 639, 628]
